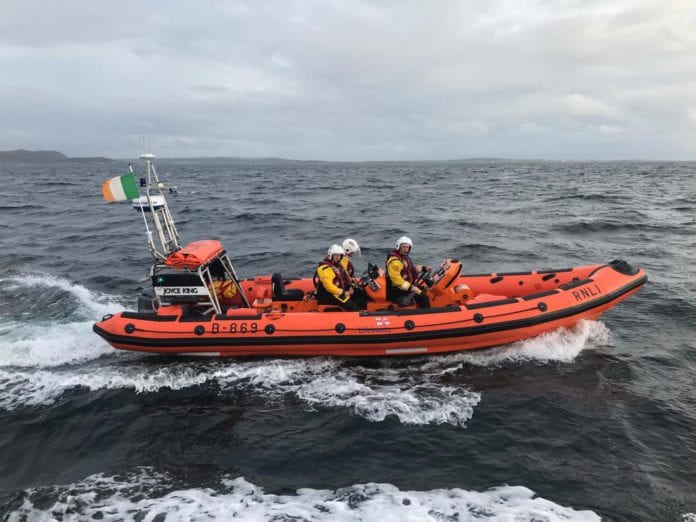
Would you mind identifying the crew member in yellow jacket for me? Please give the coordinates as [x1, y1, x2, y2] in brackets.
[386, 236, 431, 308]
[209, 277, 243, 307]
[315, 244, 361, 311]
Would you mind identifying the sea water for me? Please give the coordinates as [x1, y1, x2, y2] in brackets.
[1, 159, 695, 520]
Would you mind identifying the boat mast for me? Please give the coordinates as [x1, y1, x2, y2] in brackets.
[144, 153, 179, 259]
[133, 148, 181, 261]
[131, 142, 251, 310]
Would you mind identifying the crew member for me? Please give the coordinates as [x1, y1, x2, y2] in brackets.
[341, 238, 361, 279]
[315, 244, 360, 311]
[212, 277, 240, 305]
[386, 236, 431, 308]
[341, 238, 368, 309]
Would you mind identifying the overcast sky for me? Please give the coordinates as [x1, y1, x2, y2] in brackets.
[1, 0, 696, 160]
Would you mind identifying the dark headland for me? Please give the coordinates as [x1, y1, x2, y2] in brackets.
[0, 149, 112, 163]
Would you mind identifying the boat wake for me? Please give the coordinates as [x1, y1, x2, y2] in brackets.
[435, 318, 612, 368]
[0, 274, 611, 427]
[4, 467, 600, 521]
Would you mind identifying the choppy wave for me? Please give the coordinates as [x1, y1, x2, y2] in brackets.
[543, 193, 624, 203]
[0, 273, 126, 319]
[553, 220, 671, 234]
[0, 204, 46, 210]
[0, 274, 127, 369]
[4, 468, 600, 521]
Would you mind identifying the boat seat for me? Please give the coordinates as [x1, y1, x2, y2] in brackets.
[271, 273, 304, 301]
[179, 306, 212, 322]
[251, 298, 272, 310]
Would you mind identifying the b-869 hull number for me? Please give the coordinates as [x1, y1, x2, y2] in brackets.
[211, 322, 258, 334]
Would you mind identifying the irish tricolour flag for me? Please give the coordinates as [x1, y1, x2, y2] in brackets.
[101, 173, 139, 202]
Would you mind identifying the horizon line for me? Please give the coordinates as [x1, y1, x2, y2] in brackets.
[2, 149, 695, 163]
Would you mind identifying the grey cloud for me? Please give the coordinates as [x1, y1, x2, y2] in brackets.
[0, 0, 695, 159]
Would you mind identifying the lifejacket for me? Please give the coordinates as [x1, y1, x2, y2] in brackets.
[386, 249, 418, 285]
[314, 256, 352, 303]
[342, 256, 355, 279]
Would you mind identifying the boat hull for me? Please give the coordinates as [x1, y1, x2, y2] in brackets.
[94, 261, 646, 357]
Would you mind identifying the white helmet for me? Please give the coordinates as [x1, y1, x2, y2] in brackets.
[342, 238, 361, 257]
[327, 244, 345, 257]
[396, 236, 413, 250]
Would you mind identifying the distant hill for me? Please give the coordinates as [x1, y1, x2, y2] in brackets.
[154, 156, 544, 164]
[0, 149, 112, 163]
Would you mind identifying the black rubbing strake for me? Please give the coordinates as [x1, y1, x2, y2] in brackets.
[466, 298, 518, 310]
[121, 312, 178, 322]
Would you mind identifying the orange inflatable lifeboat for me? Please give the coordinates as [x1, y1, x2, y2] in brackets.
[94, 156, 647, 358]
[93, 250, 647, 357]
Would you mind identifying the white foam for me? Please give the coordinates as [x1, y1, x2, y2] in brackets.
[420, 320, 611, 372]
[0, 361, 300, 410]
[0, 365, 211, 410]
[207, 358, 480, 426]
[0, 356, 481, 426]
[295, 377, 480, 426]
[0, 369, 67, 410]
[471, 319, 611, 365]
[0, 320, 114, 368]
[6, 469, 600, 522]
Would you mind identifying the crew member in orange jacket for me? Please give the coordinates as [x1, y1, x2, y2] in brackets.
[386, 236, 431, 308]
[315, 244, 360, 311]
